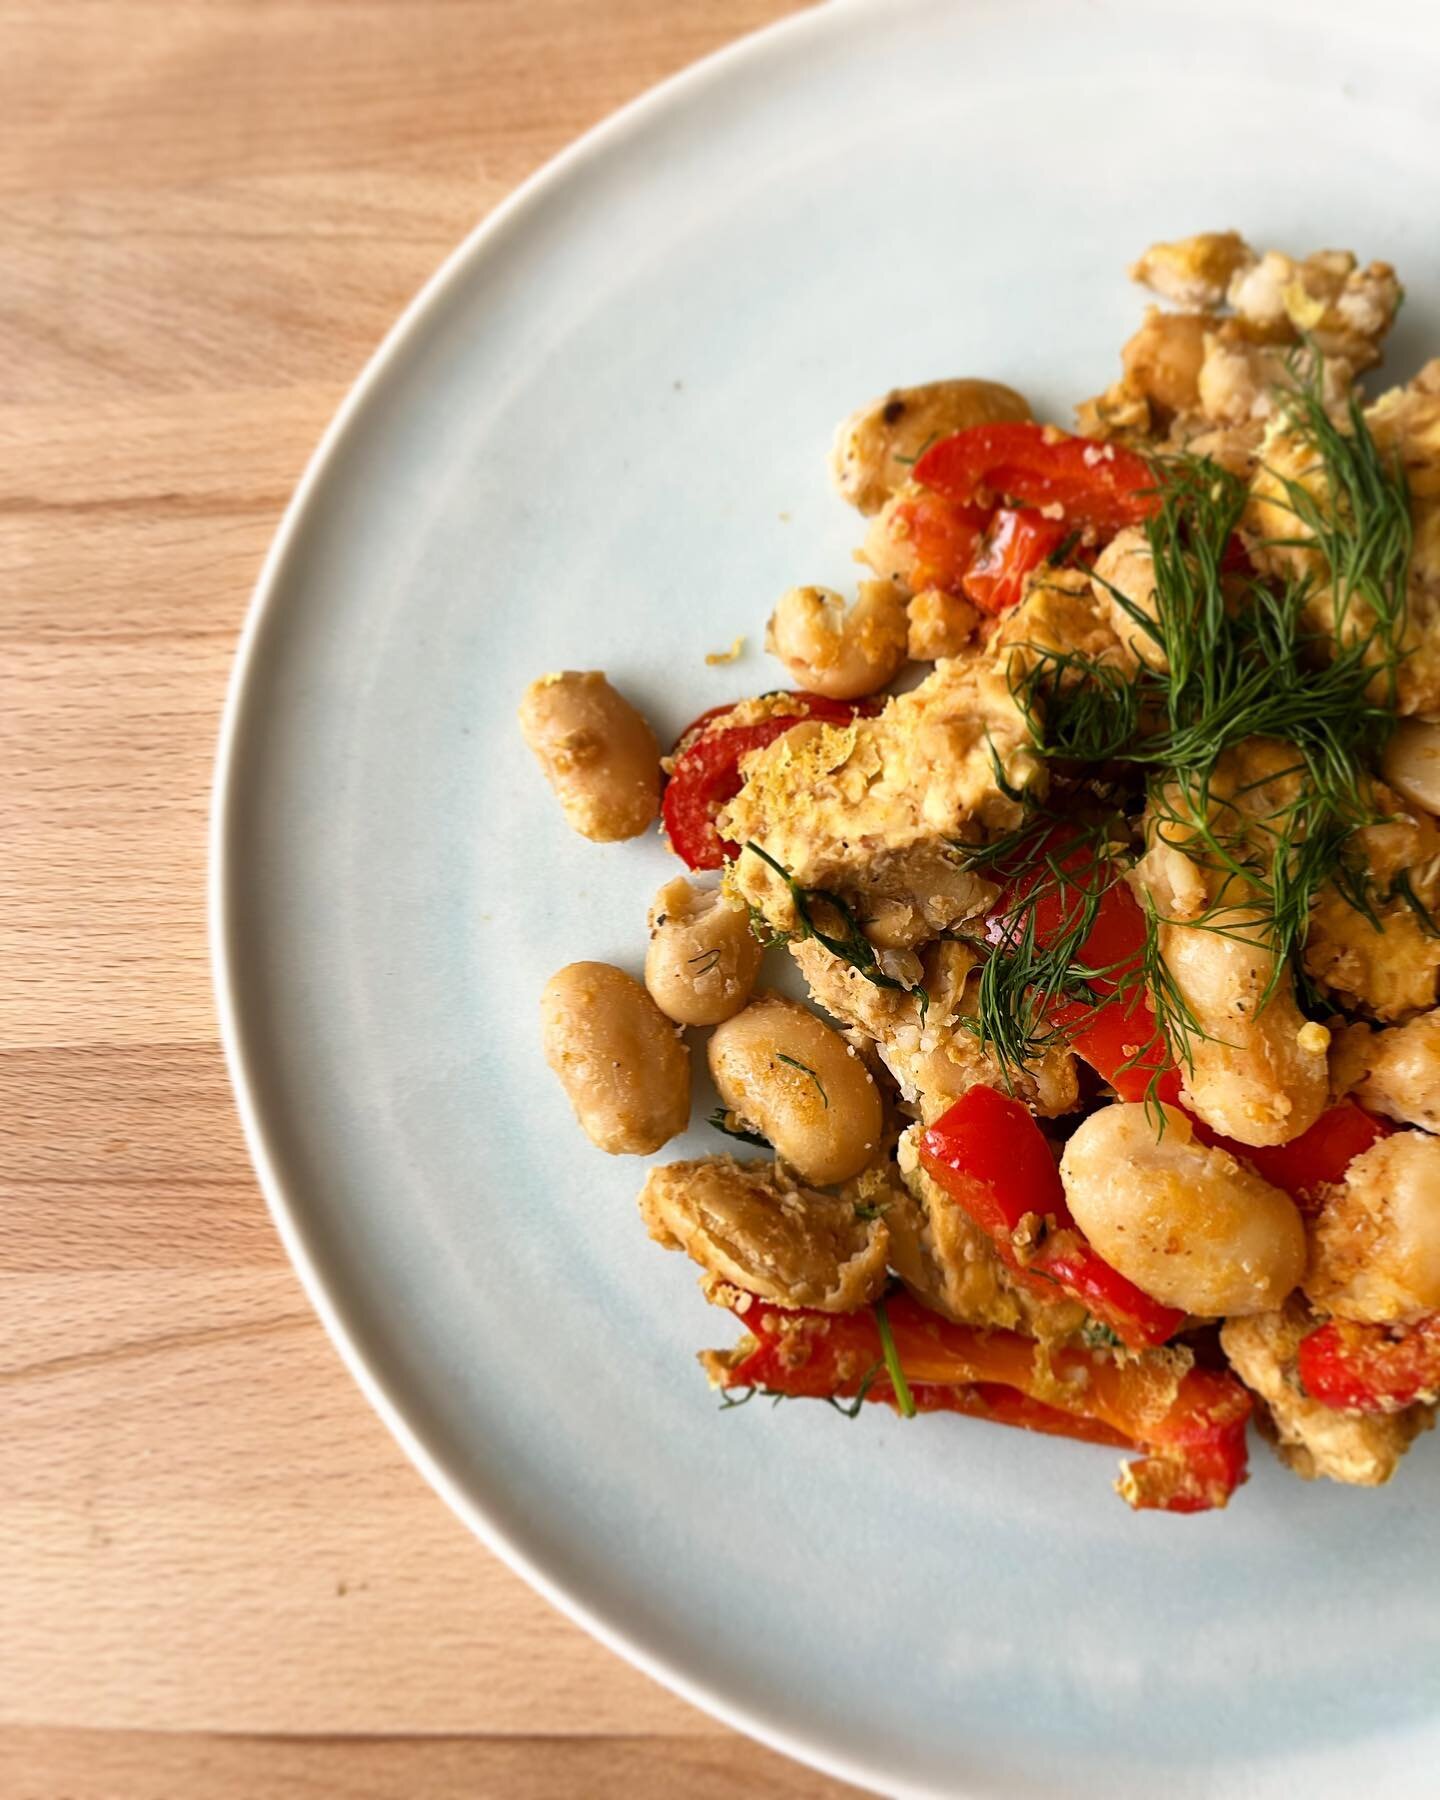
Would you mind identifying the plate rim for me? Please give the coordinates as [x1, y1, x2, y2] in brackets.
[208, 4, 927, 1795]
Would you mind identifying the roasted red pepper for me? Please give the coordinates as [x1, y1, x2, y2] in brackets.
[961, 507, 1073, 615]
[1297, 1315, 1440, 1414]
[917, 1086, 1185, 1350]
[1059, 994, 1185, 1106]
[883, 487, 990, 593]
[986, 830, 1181, 1104]
[914, 422, 1158, 534]
[1233, 1101, 1395, 1212]
[661, 693, 869, 870]
[717, 1291, 1251, 1513]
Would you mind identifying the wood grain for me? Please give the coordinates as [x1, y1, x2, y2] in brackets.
[0, 2, 860, 1794]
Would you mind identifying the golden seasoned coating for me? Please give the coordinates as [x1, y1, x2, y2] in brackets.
[1225, 248, 1402, 370]
[1136, 741, 1328, 1146]
[1331, 1011, 1440, 1133]
[1303, 789, 1440, 1022]
[993, 565, 1136, 677]
[1089, 238, 1400, 475]
[720, 656, 1037, 933]
[1305, 1132, 1440, 1326]
[637, 1156, 888, 1312]
[906, 586, 980, 661]
[829, 378, 1032, 516]
[1129, 231, 1254, 309]
[886, 1131, 1087, 1339]
[790, 936, 1078, 1124]
[1221, 1300, 1435, 1486]
[1119, 309, 1209, 420]
[1196, 331, 1354, 430]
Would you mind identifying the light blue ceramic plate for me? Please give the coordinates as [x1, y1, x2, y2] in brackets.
[212, 2, 1440, 1792]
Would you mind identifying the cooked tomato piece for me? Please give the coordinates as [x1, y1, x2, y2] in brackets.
[915, 421, 1157, 533]
[962, 507, 1073, 614]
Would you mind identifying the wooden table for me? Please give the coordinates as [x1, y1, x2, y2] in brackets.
[1, 3, 861, 1792]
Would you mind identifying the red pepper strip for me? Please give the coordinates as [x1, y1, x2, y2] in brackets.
[961, 507, 1073, 615]
[1297, 1315, 1440, 1414]
[661, 694, 870, 870]
[913, 1380, 1134, 1449]
[914, 422, 1158, 533]
[1057, 992, 1186, 1106]
[884, 488, 990, 593]
[720, 1292, 1251, 1513]
[1221, 1102, 1395, 1214]
[918, 1086, 1185, 1350]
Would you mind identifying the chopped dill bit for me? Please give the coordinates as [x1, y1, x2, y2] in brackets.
[775, 1052, 828, 1106]
[873, 1298, 916, 1419]
[954, 815, 1165, 1083]
[708, 1108, 772, 1148]
[744, 840, 928, 1011]
[892, 430, 941, 468]
[746, 903, 787, 948]
[1391, 869, 1440, 938]
[1048, 526, 1084, 566]
[1080, 1319, 1124, 1351]
[826, 1363, 883, 1418]
[719, 1386, 758, 1409]
[687, 946, 724, 975]
[853, 1201, 886, 1222]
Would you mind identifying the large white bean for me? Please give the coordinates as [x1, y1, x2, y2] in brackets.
[1060, 1103, 1306, 1316]
[707, 993, 882, 1186]
[541, 962, 689, 1154]
[1156, 911, 1328, 1146]
[1307, 1132, 1440, 1325]
[644, 877, 763, 1026]
[829, 378, 1032, 515]
[1382, 719, 1440, 816]
[637, 1156, 889, 1312]
[765, 582, 908, 701]
[518, 671, 660, 841]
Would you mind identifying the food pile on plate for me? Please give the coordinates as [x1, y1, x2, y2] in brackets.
[521, 232, 1440, 1513]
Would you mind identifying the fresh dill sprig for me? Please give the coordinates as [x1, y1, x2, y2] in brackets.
[891, 430, 941, 469]
[949, 815, 1180, 1092]
[775, 1052, 828, 1106]
[744, 840, 928, 1009]
[873, 1298, 916, 1419]
[708, 1108, 771, 1148]
[989, 363, 1413, 1053]
[718, 1365, 883, 1419]
[1265, 372, 1412, 673]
